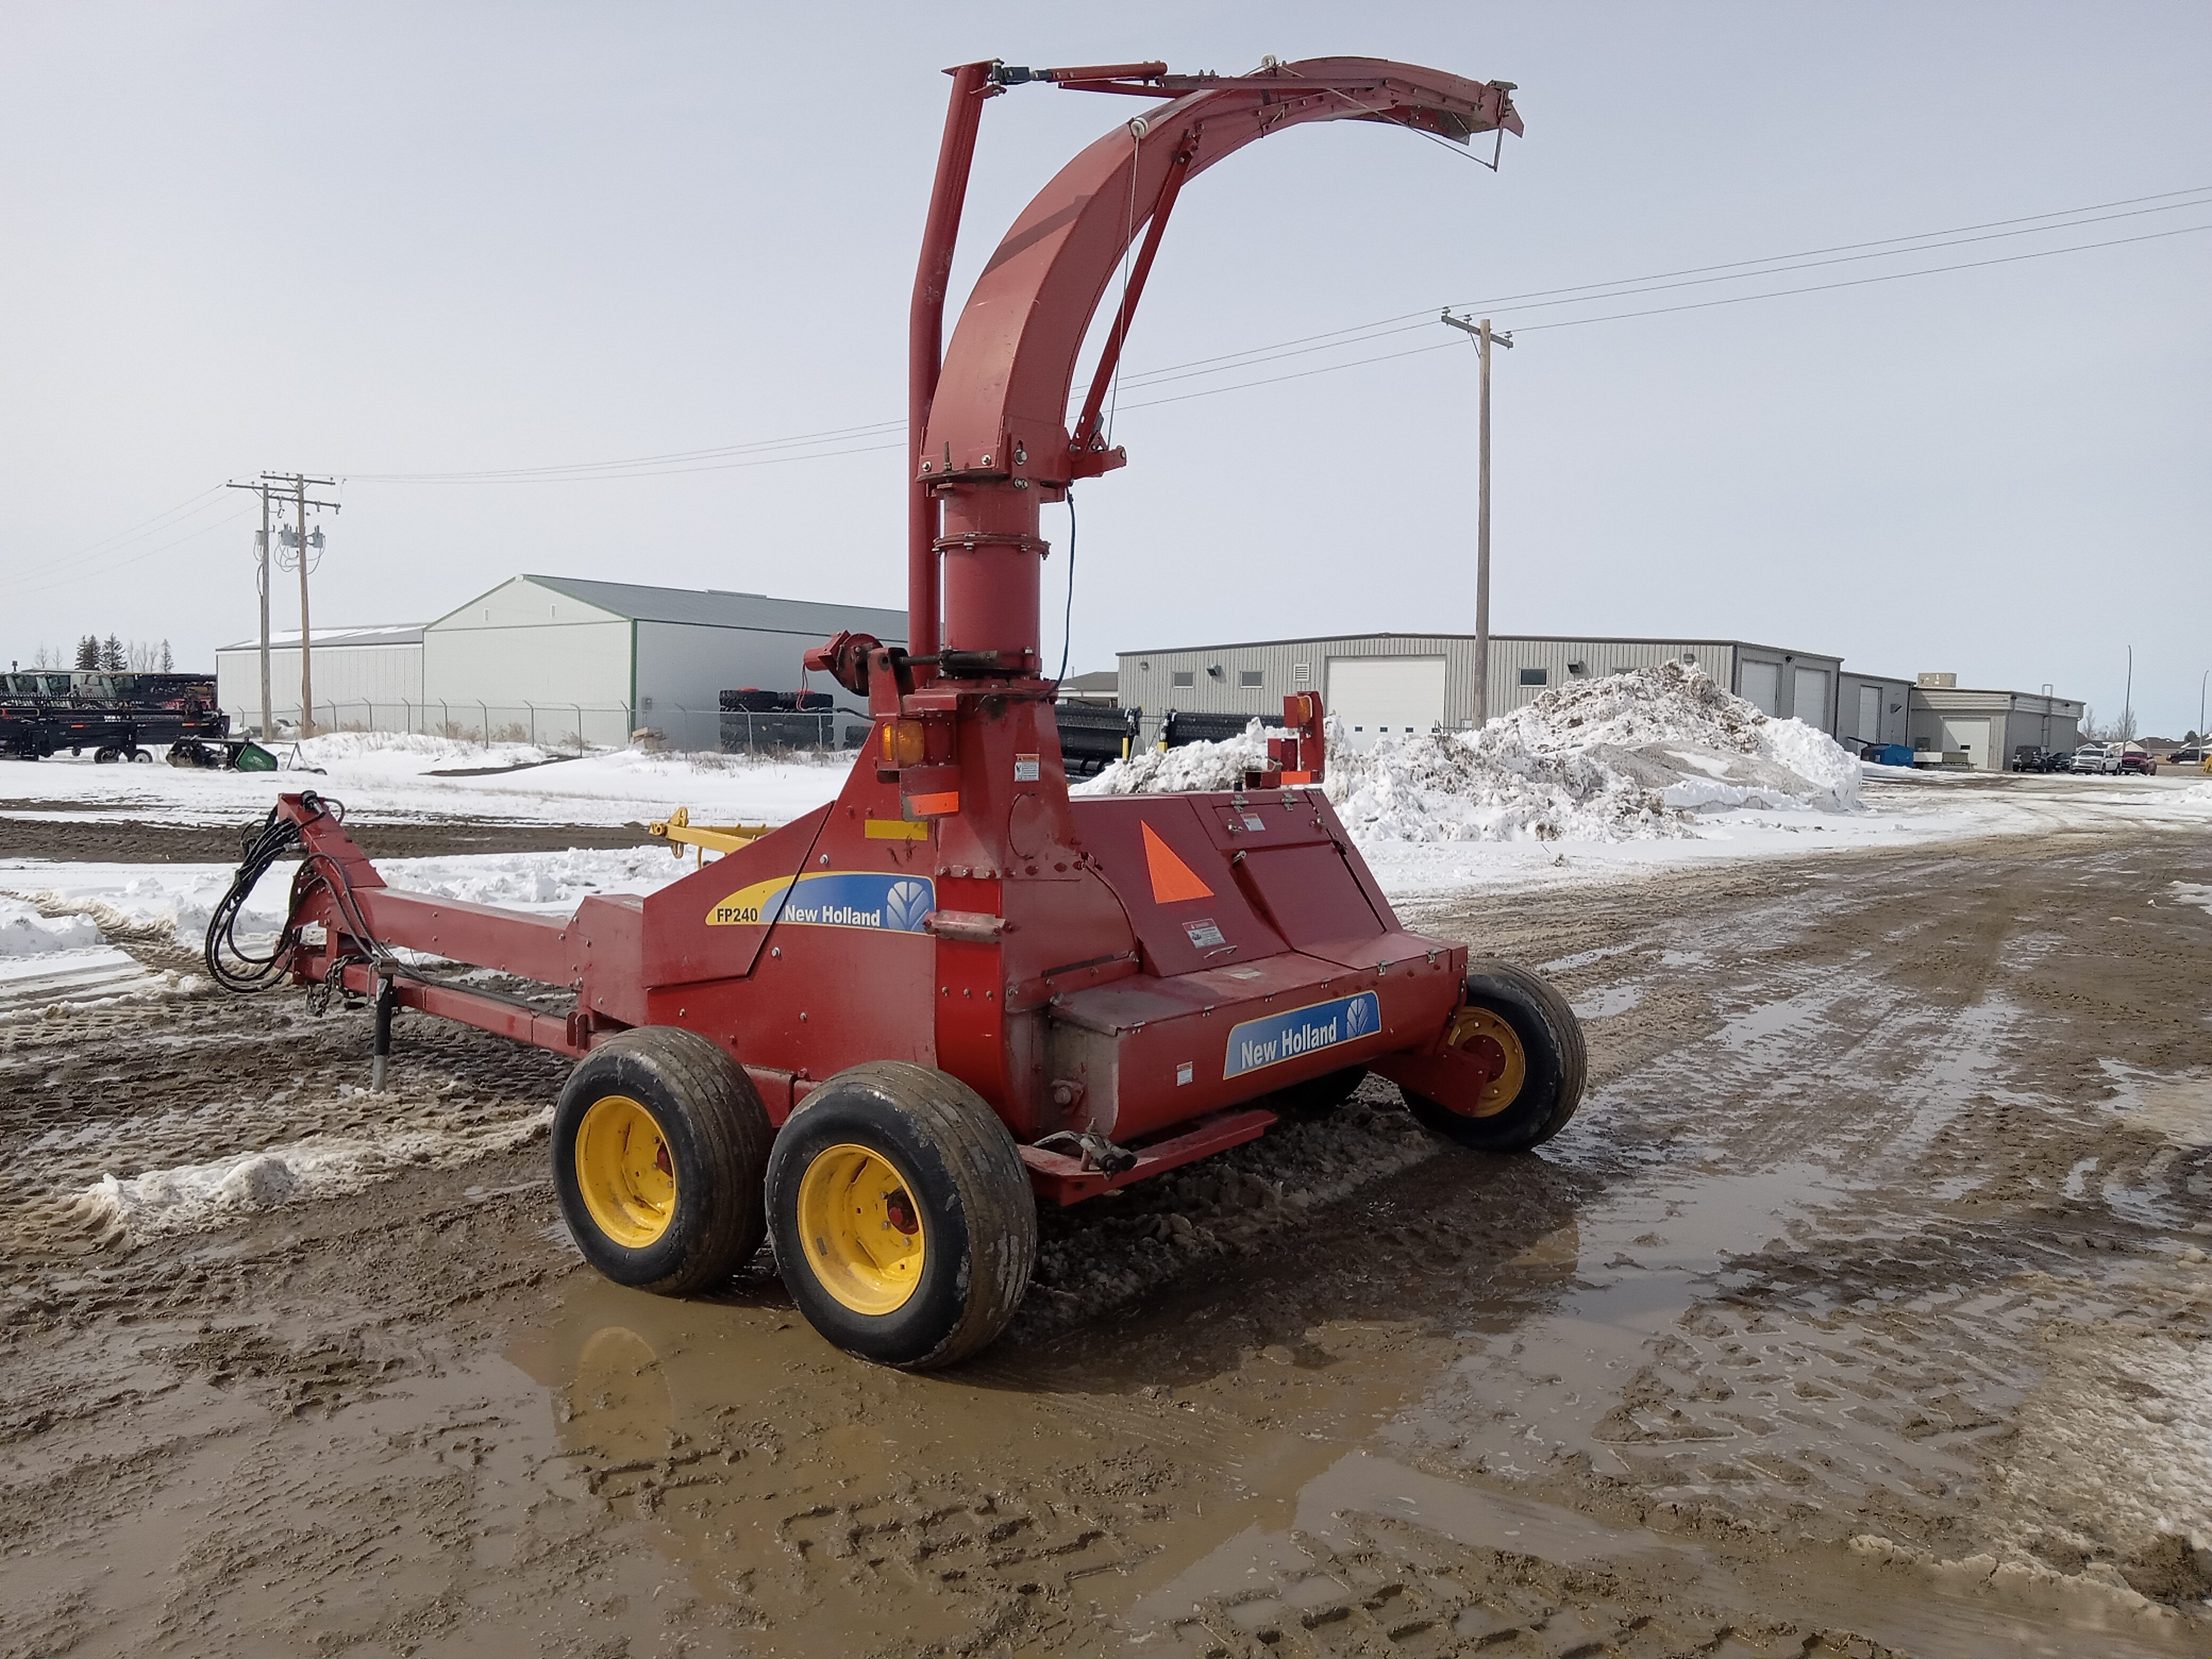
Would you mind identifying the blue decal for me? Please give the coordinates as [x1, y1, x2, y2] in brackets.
[709, 872, 935, 933]
[1223, 992, 1381, 1078]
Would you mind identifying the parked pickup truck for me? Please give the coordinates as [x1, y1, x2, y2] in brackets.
[2067, 744, 2123, 775]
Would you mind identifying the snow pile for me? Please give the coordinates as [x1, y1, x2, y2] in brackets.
[70, 1099, 554, 1241]
[0, 894, 104, 956]
[1078, 661, 1862, 844]
[1073, 727, 1273, 795]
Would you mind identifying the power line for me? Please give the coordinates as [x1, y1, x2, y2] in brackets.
[1104, 217, 2212, 409]
[0, 506, 254, 600]
[1510, 217, 2212, 333]
[172, 181, 2212, 494]
[1101, 182, 2212, 391]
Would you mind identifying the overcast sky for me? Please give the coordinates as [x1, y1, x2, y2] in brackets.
[3, 3, 2207, 732]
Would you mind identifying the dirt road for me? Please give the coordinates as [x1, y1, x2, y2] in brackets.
[3, 818, 2208, 1657]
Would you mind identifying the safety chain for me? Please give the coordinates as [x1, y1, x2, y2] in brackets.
[304, 953, 348, 1018]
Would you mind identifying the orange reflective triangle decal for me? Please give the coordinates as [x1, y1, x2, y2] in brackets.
[1140, 820, 1215, 903]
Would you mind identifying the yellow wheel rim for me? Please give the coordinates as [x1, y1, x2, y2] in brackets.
[574, 1094, 678, 1249]
[795, 1143, 926, 1316]
[1446, 1005, 1527, 1118]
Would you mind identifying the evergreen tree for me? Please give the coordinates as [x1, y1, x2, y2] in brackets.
[160, 639, 173, 672]
[100, 634, 125, 672]
[74, 635, 98, 670]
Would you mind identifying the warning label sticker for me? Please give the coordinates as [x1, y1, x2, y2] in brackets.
[1184, 918, 1227, 949]
[1014, 753, 1040, 782]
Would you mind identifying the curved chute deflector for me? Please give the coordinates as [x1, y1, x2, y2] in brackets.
[923, 59, 1521, 493]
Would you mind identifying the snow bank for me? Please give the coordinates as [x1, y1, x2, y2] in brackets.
[1078, 661, 1862, 844]
[0, 894, 104, 956]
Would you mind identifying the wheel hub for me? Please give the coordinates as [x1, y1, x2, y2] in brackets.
[797, 1144, 927, 1315]
[1445, 1006, 1527, 1118]
[573, 1094, 677, 1248]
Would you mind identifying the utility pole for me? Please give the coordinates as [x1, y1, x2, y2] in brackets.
[266, 473, 337, 736]
[1442, 312, 1512, 726]
[225, 479, 280, 739]
[2123, 644, 2134, 742]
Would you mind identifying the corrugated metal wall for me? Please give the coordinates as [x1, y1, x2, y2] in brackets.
[216, 643, 422, 735]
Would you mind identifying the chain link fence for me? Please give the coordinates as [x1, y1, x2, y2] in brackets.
[253, 700, 876, 755]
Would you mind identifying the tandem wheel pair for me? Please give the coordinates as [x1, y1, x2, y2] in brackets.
[549, 961, 1582, 1369]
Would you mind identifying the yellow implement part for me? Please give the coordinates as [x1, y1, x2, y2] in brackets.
[573, 1094, 677, 1248]
[647, 805, 772, 865]
[796, 1142, 926, 1315]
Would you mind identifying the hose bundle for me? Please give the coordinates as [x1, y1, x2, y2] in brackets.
[204, 801, 308, 992]
[204, 790, 397, 996]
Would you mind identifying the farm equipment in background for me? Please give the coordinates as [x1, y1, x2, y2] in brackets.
[0, 670, 261, 765]
[1051, 701, 1141, 776]
[719, 688, 871, 752]
[211, 55, 1582, 1370]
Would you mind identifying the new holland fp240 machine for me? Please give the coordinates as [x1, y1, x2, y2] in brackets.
[211, 56, 1584, 1368]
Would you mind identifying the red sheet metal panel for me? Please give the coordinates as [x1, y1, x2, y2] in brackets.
[1045, 949, 1461, 1140]
[1068, 794, 1286, 976]
[638, 805, 833, 986]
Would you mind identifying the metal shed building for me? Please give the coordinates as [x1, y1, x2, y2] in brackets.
[1837, 669, 1914, 750]
[214, 624, 423, 738]
[421, 576, 906, 750]
[1116, 633, 1845, 748]
[1907, 680, 2082, 771]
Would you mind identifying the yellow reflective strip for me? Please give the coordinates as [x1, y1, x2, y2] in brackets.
[864, 818, 932, 842]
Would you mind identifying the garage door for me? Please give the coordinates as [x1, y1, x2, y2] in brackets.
[1791, 667, 1830, 730]
[1327, 657, 1446, 750]
[1940, 717, 1992, 771]
[1739, 659, 1780, 716]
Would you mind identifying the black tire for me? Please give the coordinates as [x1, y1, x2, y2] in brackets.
[93, 745, 121, 764]
[1402, 961, 1586, 1153]
[767, 1061, 1036, 1369]
[1270, 1065, 1367, 1118]
[551, 1026, 773, 1295]
[128, 748, 153, 763]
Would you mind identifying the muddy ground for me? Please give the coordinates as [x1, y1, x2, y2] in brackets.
[0, 800, 663, 864]
[2, 814, 2209, 1657]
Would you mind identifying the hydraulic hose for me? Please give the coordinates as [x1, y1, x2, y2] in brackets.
[204, 802, 306, 992]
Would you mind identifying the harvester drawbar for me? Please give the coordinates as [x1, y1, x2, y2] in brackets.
[211, 56, 1584, 1368]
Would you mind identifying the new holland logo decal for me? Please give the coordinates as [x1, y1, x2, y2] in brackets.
[1222, 991, 1380, 1078]
[706, 872, 935, 933]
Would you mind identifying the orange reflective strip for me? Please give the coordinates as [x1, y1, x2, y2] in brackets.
[906, 791, 961, 817]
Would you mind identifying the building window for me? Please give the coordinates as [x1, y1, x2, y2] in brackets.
[1238, 669, 1262, 689]
[1171, 670, 1195, 690]
[1519, 667, 1548, 686]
